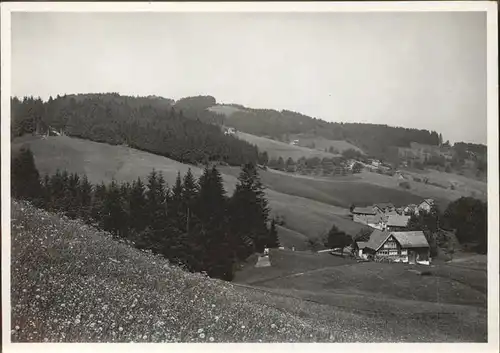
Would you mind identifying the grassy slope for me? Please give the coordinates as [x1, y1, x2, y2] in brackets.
[220, 166, 429, 209]
[11, 136, 364, 240]
[234, 250, 487, 342]
[11, 201, 486, 342]
[234, 131, 342, 160]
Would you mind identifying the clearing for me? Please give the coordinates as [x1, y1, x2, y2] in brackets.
[234, 131, 342, 161]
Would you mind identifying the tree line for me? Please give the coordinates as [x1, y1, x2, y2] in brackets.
[266, 155, 363, 175]
[12, 147, 280, 280]
[11, 94, 259, 166]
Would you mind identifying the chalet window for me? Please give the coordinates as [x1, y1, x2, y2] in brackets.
[384, 241, 397, 249]
[389, 250, 398, 256]
[401, 249, 408, 255]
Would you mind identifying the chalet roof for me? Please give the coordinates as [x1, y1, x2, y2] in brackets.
[386, 215, 410, 227]
[352, 207, 376, 215]
[365, 229, 390, 250]
[391, 231, 429, 248]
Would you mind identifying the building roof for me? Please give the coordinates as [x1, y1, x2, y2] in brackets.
[356, 241, 368, 249]
[364, 229, 390, 250]
[386, 215, 410, 227]
[352, 207, 376, 215]
[421, 199, 435, 206]
[391, 231, 429, 248]
[374, 203, 395, 210]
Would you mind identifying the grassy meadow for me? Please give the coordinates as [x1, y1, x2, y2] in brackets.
[11, 200, 487, 342]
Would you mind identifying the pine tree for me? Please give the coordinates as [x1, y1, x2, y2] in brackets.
[182, 168, 199, 234]
[65, 173, 81, 218]
[267, 219, 280, 248]
[102, 180, 128, 238]
[78, 175, 93, 221]
[230, 163, 270, 256]
[167, 171, 184, 230]
[91, 182, 107, 227]
[129, 177, 148, 233]
[11, 147, 42, 203]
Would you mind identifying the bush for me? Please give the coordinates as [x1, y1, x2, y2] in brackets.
[399, 181, 411, 190]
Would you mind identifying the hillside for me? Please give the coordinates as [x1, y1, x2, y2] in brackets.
[11, 201, 487, 342]
[234, 131, 342, 161]
[8, 201, 364, 342]
[11, 135, 365, 243]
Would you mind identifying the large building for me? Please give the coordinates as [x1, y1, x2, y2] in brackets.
[359, 229, 430, 265]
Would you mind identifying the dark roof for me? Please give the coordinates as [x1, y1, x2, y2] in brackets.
[352, 207, 376, 215]
[356, 241, 368, 249]
[386, 215, 410, 227]
[365, 229, 390, 250]
[391, 231, 429, 248]
[374, 203, 395, 209]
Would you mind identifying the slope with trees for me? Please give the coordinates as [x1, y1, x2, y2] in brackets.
[11, 147, 280, 281]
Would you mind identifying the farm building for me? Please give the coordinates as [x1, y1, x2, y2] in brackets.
[403, 204, 418, 215]
[417, 199, 435, 214]
[385, 215, 411, 231]
[351, 206, 382, 227]
[355, 241, 368, 258]
[361, 229, 430, 265]
[373, 203, 395, 214]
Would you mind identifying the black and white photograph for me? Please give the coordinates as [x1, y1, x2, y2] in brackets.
[1, 1, 498, 351]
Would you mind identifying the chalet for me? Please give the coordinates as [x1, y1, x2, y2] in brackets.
[385, 215, 410, 231]
[362, 229, 430, 265]
[417, 199, 435, 214]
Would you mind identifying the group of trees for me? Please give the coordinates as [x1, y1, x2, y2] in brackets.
[224, 107, 441, 160]
[12, 147, 280, 280]
[11, 94, 260, 166]
[406, 199, 487, 255]
[267, 155, 361, 176]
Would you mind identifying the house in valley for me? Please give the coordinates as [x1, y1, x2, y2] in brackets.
[373, 203, 395, 214]
[417, 199, 435, 214]
[403, 204, 418, 216]
[351, 206, 377, 225]
[385, 215, 411, 231]
[361, 229, 430, 265]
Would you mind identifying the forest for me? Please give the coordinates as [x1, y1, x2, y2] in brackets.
[11, 94, 259, 166]
[12, 147, 279, 281]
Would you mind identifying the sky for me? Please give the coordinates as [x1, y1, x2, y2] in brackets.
[11, 11, 487, 144]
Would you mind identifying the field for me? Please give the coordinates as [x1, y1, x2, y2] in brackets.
[11, 201, 488, 342]
[220, 165, 437, 209]
[234, 131, 341, 160]
[11, 136, 364, 243]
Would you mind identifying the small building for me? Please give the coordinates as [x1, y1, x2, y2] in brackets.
[351, 206, 377, 224]
[373, 203, 395, 214]
[403, 204, 418, 216]
[417, 199, 435, 214]
[385, 215, 411, 231]
[362, 229, 430, 265]
[355, 241, 368, 258]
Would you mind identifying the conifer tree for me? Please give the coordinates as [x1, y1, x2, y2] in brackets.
[167, 171, 184, 230]
[267, 219, 280, 248]
[230, 163, 270, 256]
[128, 177, 148, 233]
[11, 147, 42, 203]
[91, 182, 107, 227]
[78, 175, 93, 221]
[102, 180, 128, 238]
